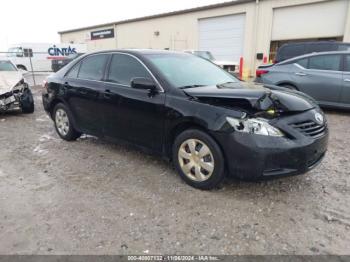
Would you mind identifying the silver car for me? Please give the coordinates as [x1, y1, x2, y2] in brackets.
[256, 51, 350, 109]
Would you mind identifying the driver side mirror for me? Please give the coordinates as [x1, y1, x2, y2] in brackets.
[131, 77, 157, 91]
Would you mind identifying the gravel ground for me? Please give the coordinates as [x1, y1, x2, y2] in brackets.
[0, 86, 349, 255]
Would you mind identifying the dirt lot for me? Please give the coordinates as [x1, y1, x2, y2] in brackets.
[0, 86, 349, 255]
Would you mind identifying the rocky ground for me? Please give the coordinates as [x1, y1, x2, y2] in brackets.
[0, 86, 349, 255]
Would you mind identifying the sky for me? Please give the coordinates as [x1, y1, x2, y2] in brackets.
[0, 0, 227, 51]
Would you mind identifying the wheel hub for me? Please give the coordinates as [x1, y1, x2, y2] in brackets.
[55, 108, 70, 136]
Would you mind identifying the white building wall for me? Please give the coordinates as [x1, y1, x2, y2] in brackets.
[60, 0, 350, 77]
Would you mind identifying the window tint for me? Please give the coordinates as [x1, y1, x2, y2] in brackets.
[306, 43, 335, 53]
[308, 55, 341, 71]
[78, 54, 108, 81]
[279, 45, 305, 60]
[66, 62, 81, 78]
[107, 54, 151, 86]
[345, 56, 350, 72]
[295, 58, 308, 68]
[339, 44, 350, 51]
[23, 48, 33, 57]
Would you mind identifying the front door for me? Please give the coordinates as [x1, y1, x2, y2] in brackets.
[102, 53, 166, 153]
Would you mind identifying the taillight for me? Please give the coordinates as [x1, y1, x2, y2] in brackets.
[256, 69, 269, 77]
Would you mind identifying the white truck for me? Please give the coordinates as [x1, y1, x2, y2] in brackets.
[7, 43, 87, 72]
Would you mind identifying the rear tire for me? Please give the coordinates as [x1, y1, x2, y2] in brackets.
[20, 88, 35, 114]
[172, 129, 225, 190]
[53, 103, 81, 141]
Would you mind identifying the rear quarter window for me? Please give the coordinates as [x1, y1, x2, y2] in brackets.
[66, 63, 80, 78]
[295, 58, 308, 68]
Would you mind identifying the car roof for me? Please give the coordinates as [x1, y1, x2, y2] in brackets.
[86, 49, 186, 57]
[279, 51, 350, 65]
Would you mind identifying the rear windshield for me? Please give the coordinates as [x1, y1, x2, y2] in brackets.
[0, 61, 17, 71]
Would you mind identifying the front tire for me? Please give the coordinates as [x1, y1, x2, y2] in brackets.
[172, 129, 225, 190]
[20, 88, 35, 114]
[53, 103, 81, 141]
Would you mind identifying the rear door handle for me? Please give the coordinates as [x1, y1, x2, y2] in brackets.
[344, 79, 350, 82]
[295, 72, 307, 76]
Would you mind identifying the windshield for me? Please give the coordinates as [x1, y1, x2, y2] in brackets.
[7, 47, 23, 57]
[193, 51, 215, 61]
[146, 53, 237, 88]
[0, 61, 17, 71]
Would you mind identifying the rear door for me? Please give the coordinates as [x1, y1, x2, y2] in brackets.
[64, 54, 109, 135]
[293, 54, 343, 104]
[341, 55, 350, 106]
[102, 53, 166, 153]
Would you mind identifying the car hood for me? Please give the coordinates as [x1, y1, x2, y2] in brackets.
[183, 82, 316, 112]
[0, 71, 23, 95]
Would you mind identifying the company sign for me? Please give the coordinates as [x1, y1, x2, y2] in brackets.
[48, 45, 77, 56]
[90, 29, 115, 40]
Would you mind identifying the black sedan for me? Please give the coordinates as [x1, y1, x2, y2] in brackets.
[42, 50, 328, 190]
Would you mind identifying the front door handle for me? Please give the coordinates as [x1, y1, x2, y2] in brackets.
[295, 72, 307, 76]
[344, 79, 350, 82]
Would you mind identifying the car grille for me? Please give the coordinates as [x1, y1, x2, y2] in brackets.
[290, 120, 327, 138]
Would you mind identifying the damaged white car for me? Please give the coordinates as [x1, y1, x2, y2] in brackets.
[0, 59, 34, 113]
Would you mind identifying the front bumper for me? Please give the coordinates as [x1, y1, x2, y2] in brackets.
[214, 109, 329, 180]
[0, 92, 21, 112]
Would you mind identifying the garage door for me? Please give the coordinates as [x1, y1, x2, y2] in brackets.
[272, 0, 349, 41]
[199, 14, 245, 63]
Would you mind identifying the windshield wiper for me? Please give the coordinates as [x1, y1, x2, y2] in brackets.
[179, 85, 206, 90]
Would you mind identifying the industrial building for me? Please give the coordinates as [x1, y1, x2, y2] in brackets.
[59, 0, 350, 77]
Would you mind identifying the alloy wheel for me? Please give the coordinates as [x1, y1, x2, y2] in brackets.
[55, 108, 70, 136]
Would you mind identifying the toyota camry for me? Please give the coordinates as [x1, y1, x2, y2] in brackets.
[42, 50, 328, 190]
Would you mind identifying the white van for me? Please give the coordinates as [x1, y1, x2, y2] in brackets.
[7, 43, 87, 72]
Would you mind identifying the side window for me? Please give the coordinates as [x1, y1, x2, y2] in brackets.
[339, 45, 350, 51]
[66, 62, 81, 78]
[295, 58, 308, 68]
[280, 45, 305, 61]
[345, 56, 350, 72]
[107, 54, 151, 86]
[78, 54, 108, 81]
[23, 49, 33, 58]
[308, 55, 341, 71]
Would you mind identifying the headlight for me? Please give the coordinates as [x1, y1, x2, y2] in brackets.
[226, 117, 284, 137]
[12, 79, 26, 91]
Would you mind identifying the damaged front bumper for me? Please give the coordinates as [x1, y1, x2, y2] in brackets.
[0, 90, 23, 112]
[213, 109, 329, 180]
